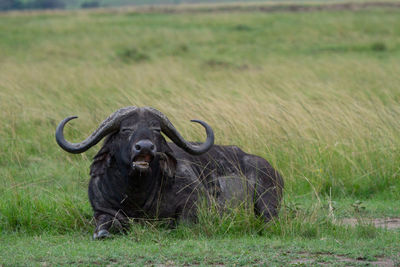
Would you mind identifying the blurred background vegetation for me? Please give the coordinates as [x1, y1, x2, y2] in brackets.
[0, 0, 290, 11]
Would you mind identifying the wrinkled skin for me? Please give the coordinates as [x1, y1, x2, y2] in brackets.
[56, 107, 283, 239]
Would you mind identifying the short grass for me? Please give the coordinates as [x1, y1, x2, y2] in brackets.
[0, 2, 399, 265]
[1, 229, 399, 266]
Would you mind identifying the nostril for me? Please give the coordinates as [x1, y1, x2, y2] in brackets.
[134, 140, 155, 153]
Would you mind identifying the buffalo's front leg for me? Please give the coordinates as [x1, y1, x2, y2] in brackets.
[93, 211, 125, 240]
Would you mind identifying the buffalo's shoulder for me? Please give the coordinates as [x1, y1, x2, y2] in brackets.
[90, 144, 111, 177]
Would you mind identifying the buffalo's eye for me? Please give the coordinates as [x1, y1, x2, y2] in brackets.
[150, 127, 161, 133]
[121, 128, 134, 134]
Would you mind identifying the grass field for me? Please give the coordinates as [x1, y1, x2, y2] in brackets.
[0, 2, 400, 266]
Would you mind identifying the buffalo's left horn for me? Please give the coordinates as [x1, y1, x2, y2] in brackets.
[145, 107, 214, 155]
[55, 107, 138, 154]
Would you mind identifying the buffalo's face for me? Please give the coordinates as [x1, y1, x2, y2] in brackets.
[117, 112, 170, 174]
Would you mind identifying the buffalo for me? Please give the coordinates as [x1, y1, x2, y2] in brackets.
[56, 106, 283, 239]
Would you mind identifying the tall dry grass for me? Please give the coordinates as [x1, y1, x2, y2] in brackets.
[0, 7, 399, 232]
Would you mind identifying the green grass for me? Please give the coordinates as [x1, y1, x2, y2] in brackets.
[1, 229, 400, 266]
[0, 3, 400, 265]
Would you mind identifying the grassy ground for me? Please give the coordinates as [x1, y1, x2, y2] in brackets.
[0, 2, 399, 265]
[1, 230, 399, 266]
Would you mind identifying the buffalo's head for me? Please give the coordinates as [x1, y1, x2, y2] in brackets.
[55, 107, 214, 175]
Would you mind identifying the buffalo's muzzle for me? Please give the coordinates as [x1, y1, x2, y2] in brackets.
[132, 140, 156, 171]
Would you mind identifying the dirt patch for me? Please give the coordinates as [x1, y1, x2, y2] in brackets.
[341, 218, 400, 230]
[290, 252, 395, 266]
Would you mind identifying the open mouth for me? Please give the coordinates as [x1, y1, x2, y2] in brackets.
[132, 154, 153, 170]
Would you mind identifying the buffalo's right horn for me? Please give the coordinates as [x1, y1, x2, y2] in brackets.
[145, 107, 214, 155]
[55, 107, 138, 154]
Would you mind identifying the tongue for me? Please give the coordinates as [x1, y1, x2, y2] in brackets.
[142, 154, 152, 162]
[135, 154, 152, 163]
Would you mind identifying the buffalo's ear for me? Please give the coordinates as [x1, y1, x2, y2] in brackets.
[159, 151, 177, 177]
